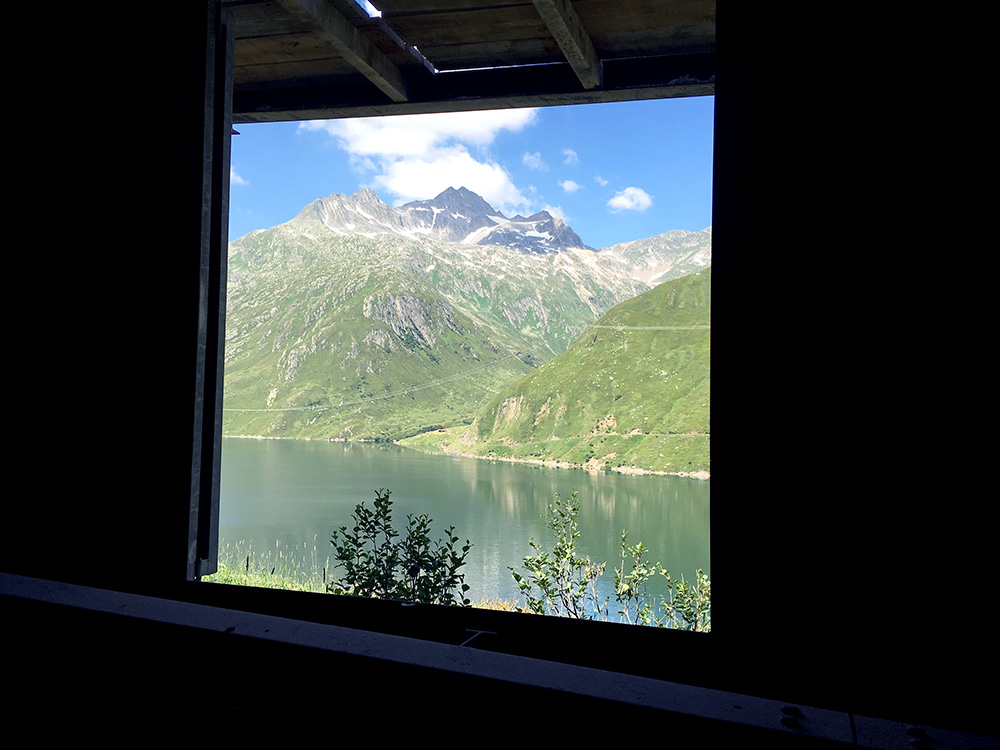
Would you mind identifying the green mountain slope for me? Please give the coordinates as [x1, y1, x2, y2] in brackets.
[222, 215, 648, 441]
[402, 269, 710, 475]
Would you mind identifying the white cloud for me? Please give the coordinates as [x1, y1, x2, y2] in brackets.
[300, 109, 536, 157]
[562, 148, 579, 164]
[607, 186, 653, 213]
[522, 151, 548, 171]
[298, 109, 538, 212]
[230, 167, 248, 186]
[372, 151, 527, 211]
[559, 179, 582, 193]
[594, 175, 608, 186]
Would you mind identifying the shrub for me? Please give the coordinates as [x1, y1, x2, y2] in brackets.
[328, 488, 472, 606]
[511, 492, 711, 631]
[510, 492, 608, 619]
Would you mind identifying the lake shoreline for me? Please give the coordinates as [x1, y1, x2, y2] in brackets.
[223, 435, 712, 481]
[222, 433, 709, 480]
[426, 443, 711, 480]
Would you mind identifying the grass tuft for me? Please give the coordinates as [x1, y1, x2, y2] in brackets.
[203, 539, 328, 592]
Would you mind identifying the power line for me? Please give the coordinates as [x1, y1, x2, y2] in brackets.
[222, 319, 708, 414]
[223, 351, 523, 413]
[587, 324, 710, 331]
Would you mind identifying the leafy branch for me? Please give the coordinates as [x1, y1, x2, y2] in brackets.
[511, 492, 711, 631]
[511, 492, 608, 620]
[329, 488, 472, 606]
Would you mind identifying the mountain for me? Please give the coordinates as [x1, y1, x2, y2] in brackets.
[599, 228, 712, 284]
[296, 185, 591, 254]
[223, 187, 671, 441]
[400, 269, 711, 476]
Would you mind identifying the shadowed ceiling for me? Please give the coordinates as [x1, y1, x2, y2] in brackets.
[227, 0, 715, 122]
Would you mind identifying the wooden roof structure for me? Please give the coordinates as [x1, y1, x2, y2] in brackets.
[228, 0, 715, 122]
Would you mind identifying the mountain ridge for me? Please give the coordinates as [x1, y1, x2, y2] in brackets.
[400, 270, 711, 476]
[289, 185, 592, 254]
[224, 186, 711, 447]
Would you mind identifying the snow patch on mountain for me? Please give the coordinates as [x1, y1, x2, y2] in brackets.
[293, 186, 593, 254]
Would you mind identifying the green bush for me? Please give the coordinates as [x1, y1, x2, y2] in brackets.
[328, 488, 472, 606]
[615, 530, 711, 631]
[510, 492, 607, 619]
[511, 492, 711, 631]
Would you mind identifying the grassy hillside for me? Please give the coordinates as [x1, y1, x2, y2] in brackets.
[223, 231, 537, 440]
[402, 269, 710, 475]
[223, 217, 649, 441]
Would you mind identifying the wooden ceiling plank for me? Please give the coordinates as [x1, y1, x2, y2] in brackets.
[233, 32, 342, 66]
[376, 1, 531, 13]
[382, 7, 547, 47]
[233, 51, 714, 122]
[530, 0, 601, 89]
[275, 0, 410, 101]
[413, 38, 561, 70]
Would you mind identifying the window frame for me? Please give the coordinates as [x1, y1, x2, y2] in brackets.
[191, 7, 716, 681]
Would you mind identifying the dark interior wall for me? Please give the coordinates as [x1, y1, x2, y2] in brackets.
[5, 1, 994, 741]
[8, 3, 218, 589]
[711, 5, 993, 733]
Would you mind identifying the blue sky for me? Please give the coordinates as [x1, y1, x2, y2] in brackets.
[229, 95, 714, 250]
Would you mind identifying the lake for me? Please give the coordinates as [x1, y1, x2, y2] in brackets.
[219, 437, 710, 606]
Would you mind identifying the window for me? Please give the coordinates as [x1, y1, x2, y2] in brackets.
[213, 96, 712, 631]
[190, 0, 721, 682]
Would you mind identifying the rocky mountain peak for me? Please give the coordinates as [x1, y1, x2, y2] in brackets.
[349, 187, 384, 207]
[422, 186, 496, 216]
[292, 186, 592, 254]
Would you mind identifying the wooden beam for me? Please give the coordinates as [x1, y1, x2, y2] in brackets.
[233, 52, 715, 123]
[531, 0, 602, 89]
[276, 0, 409, 102]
